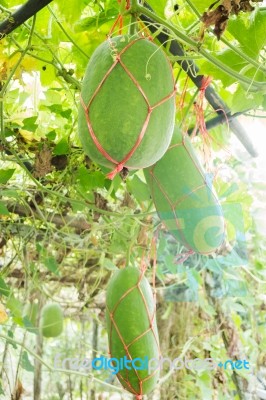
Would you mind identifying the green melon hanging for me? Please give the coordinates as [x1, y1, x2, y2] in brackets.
[144, 126, 225, 254]
[106, 266, 160, 398]
[40, 303, 64, 338]
[78, 34, 176, 179]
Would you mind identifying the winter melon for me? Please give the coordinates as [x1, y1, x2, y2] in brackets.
[106, 267, 160, 396]
[144, 127, 225, 254]
[40, 303, 63, 338]
[78, 35, 176, 178]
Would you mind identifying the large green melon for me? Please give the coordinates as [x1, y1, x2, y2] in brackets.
[78, 35, 176, 175]
[144, 127, 225, 254]
[40, 303, 63, 338]
[106, 267, 160, 396]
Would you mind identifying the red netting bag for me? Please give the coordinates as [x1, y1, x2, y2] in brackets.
[106, 266, 160, 398]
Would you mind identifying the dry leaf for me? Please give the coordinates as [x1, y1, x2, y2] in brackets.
[33, 144, 52, 178]
[200, 0, 263, 39]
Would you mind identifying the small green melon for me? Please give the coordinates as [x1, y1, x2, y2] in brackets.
[78, 35, 176, 175]
[40, 303, 63, 338]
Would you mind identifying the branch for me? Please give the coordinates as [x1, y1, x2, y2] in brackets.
[0, 0, 54, 40]
[8, 267, 98, 284]
[140, 4, 258, 158]
[188, 111, 245, 135]
[7, 203, 91, 233]
[0, 334, 123, 392]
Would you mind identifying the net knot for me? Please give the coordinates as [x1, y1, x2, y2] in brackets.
[107, 163, 124, 180]
[175, 249, 195, 264]
[200, 76, 212, 92]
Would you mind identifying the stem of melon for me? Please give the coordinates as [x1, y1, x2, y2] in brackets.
[129, 0, 138, 36]
[135, 3, 266, 90]
[129, 15, 137, 35]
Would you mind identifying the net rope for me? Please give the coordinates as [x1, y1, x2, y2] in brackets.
[107, 262, 160, 399]
[80, 36, 176, 180]
[147, 132, 223, 256]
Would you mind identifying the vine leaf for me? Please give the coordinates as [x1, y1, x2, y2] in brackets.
[0, 277, 10, 297]
[0, 169, 15, 184]
[0, 382, 4, 395]
[230, 86, 263, 113]
[0, 201, 10, 216]
[228, 9, 266, 57]
[44, 256, 60, 276]
[21, 351, 34, 372]
[200, 0, 264, 39]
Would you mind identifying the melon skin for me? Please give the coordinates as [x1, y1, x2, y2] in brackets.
[40, 303, 63, 338]
[78, 35, 176, 172]
[144, 127, 225, 254]
[106, 267, 160, 396]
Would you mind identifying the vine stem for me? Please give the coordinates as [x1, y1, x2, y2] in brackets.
[129, 0, 139, 36]
[47, 5, 89, 60]
[2, 145, 154, 219]
[0, 334, 124, 392]
[135, 4, 265, 90]
[0, 15, 36, 97]
[139, 5, 258, 158]
[184, 0, 266, 74]
[0, 0, 53, 39]
[0, 0, 264, 89]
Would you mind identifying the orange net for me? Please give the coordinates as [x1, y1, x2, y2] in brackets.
[107, 261, 160, 399]
[147, 127, 224, 255]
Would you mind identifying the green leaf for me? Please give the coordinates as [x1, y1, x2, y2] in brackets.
[46, 130, 57, 141]
[7, 330, 17, 349]
[21, 351, 34, 373]
[0, 169, 15, 184]
[145, 0, 167, 17]
[230, 86, 263, 113]
[36, 242, 42, 254]
[101, 258, 117, 271]
[0, 277, 10, 297]
[40, 64, 57, 86]
[197, 372, 212, 399]
[186, 0, 213, 13]
[0, 201, 10, 216]
[0, 0, 8, 7]
[0, 381, 4, 395]
[56, 0, 87, 24]
[75, 8, 118, 32]
[0, 189, 19, 198]
[4, 127, 15, 137]
[47, 104, 72, 120]
[127, 175, 151, 203]
[76, 166, 106, 191]
[54, 139, 70, 155]
[228, 10, 266, 58]
[22, 116, 38, 132]
[200, 49, 248, 87]
[6, 296, 23, 318]
[43, 256, 60, 276]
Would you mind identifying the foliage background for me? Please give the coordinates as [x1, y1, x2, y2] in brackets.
[0, 0, 266, 399]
